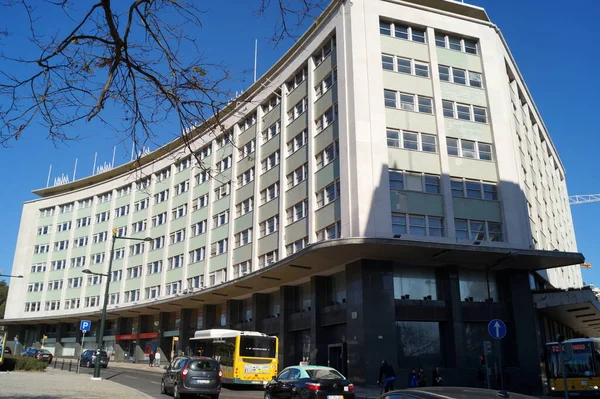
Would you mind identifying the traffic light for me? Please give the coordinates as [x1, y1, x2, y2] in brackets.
[479, 355, 486, 365]
[484, 341, 492, 355]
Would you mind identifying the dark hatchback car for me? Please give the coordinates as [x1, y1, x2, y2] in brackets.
[161, 356, 222, 399]
[265, 365, 355, 399]
[21, 347, 53, 364]
[378, 387, 539, 399]
[79, 349, 109, 368]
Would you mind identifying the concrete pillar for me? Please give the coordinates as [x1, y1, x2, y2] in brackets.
[442, 266, 466, 369]
[279, 285, 295, 369]
[251, 293, 269, 331]
[204, 305, 217, 329]
[227, 300, 243, 326]
[54, 323, 64, 357]
[345, 259, 396, 387]
[179, 309, 192, 355]
[310, 276, 328, 366]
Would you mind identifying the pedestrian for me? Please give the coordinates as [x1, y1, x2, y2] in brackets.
[408, 368, 418, 388]
[149, 351, 155, 367]
[432, 367, 443, 386]
[377, 360, 397, 393]
[154, 349, 161, 367]
[418, 367, 427, 387]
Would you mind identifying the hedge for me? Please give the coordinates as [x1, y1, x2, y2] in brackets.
[0, 355, 48, 371]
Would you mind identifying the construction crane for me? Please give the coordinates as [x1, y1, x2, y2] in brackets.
[570, 194, 600, 205]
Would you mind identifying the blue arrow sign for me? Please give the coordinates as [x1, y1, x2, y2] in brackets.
[488, 319, 506, 339]
[80, 320, 91, 332]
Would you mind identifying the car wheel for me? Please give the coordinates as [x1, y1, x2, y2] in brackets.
[264, 393, 271, 399]
[160, 379, 166, 394]
[173, 383, 181, 399]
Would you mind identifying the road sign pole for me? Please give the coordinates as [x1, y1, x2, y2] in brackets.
[496, 340, 504, 390]
[561, 343, 570, 399]
[484, 342, 490, 389]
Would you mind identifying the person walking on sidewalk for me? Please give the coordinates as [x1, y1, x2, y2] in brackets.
[154, 349, 161, 367]
[148, 351, 155, 367]
[378, 360, 397, 393]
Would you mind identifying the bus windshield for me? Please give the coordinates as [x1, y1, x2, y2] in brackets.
[546, 342, 599, 378]
[239, 336, 276, 358]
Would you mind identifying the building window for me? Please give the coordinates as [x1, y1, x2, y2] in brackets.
[154, 189, 169, 204]
[54, 240, 69, 251]
[286, 164, 308, 189]
[315, 69, 337, 98]
[196, 144, 212, 160]
[174, 180, 190, 196]
[87, 275, 102, 286]
[165, 281, 182, 296]
[235, 228, 252, 247]
[45, 300, 61, 311]
[286, 66, 307, 93]
[98, 192, 112, 203]
[76, 216, 91, 228]
[156, 167, 171, 182]
[111, 270, 122, 282]
[233, 261, 252, 278]
[214, 183, 231, 200]
[315, 104, 338, 133]
[435, 33, 478, 54]
[34, 244, 50, 254]
[176, 157, 191, 172]
[286, 237, 308, 256]
[78, 198, 93, 209]
[316, 180, 341, 208]
[394, 267, 438, 300]
[167, 254, 184, 269]
[439, 65, 483, 88]
[27, 282, 43, 292]
[132, 220, 147, 234]
[286, 200, 308, 224]
[388, 170, 440, 194]
[169, 228, 186, 245]
[213, 210, 229, 227]
[316, 221, 342, 241]
[192, 220, 207, 236]
[147, 261, 163, 275]
[381, 54, 429, 77]
[459, 269, 498, 302]
[123, 290, 140, 303]
[64, 298, 80, 310]
[68, 277, 83, 288]
[215, 130, 233, 148]
[134, 198, 149, 211]
[193, 194, 209, 211]
[313, 36, 336, 67]
[239, 113, 257, 132]
[187, 275, 205, 289]
[109, 293, 120, 305]
[260, 215, 279, 237]
[149, 235, 164, 250]
[315, 140, 340, 169]
[57, 221, 72, 232]
[236, 197, 254, 217]
[258, 250, 278, 268]
[260, 182, 280, 204]
[262, 121, 281, 143]
[384, 90, 433, 114]
[237, 168, 255, 187]
[451, 178, 498, 200]
[126, 265, 143, 279]
[239, 139, 256, 158]
[95, 211, 110, 223]
[392, 213, 444, 237]
[287, 97, 308, 123]
[262, 150, 280, 173]
[195, 171, 211, 185]
[380, 20, 426, 43]
[396, 322, 442, 369]
[136, 178, 151, 191]
[85, 295, 101, 307]
[442, 100, 487, 123]
[216, 156, 232, 172]
[151, 212, 168, 227]
[31, 263, 47, 273]
[287, 130, 308, 155]
[210, 239, 228, 257]
[386, 129, 436, 152]
[70, 256, 85, 268]
[262, 92, 281, 114]
[446, 137, 493, 161]
[455, 219, 503, 242]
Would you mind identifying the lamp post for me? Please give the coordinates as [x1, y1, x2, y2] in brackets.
[82, 229, 152, 380]
[0, 274, 24, 278]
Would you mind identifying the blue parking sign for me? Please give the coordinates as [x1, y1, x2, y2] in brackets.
[80, 320, 91, 332]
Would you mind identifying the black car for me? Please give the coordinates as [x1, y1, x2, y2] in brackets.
[378, 387, 538, 399]
[265, 365, 355, 399]
[79, 349, 109, 368]
[3, 346, 11, 355]
[20, 347, 53, 363]
[161, 356, 222, 399]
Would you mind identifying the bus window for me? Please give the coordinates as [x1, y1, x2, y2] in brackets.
[546, 343, 597, 378]
[239, 336, 276, 358]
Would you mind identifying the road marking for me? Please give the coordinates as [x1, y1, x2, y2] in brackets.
[125, 375, 138, 379]
[150, 381, 160, 384]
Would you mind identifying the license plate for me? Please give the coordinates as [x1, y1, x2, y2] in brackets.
[328, 396, 343, 399]
[193, 379, 211, 384]
[581, 381, 588, 386]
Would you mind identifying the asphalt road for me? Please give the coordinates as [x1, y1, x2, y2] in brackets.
[77, 365, 265, 399]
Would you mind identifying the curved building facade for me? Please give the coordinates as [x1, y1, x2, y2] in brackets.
[3, 0, 584, 393]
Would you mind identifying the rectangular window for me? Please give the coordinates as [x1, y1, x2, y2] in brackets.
[287, 130, 307, 155]
[167, 254, 184, 269]
[384, 90, 397, 108]
[455, 219, 503, 242]
[193, 194, 209, 211]
[154, 189, 169, 204]
[262, 150, 280, 173]
[134, 198, 149, 212]
[174, 180, 190, 196]
[287, 164, 308, 189]
[436, 33, 478, 55]
[286, 237, 309, 256]
[236, 197, 254, 217]
[446, 137, 493, 161]
[210, 239, 228, 257]
[313, 37, 335, 67]
[286, 67, 307, 92]
[261, 182, 280, 204]
[214, 183, 231, 200]
[239, 139, 256, 158]
[287, 199, 308, 224]
[315, 140, 340, 169]
[189, 247, 206, 263]
[316, 221, 342, 241]
[262, 92, 281, 114]
[213, 210, 229, 227]
[169, 229, 186, 245]
[151, 212, 168, 227]
[238, 168, 255, 187]
[147, 261, 163, 275]
[316, 180, 341, 208]
[315, 104, 338, 133]
[258, 250, 279, 268]
[392, 213, 444, 237]
[235, 228, 252, 247]
[287, 97, 308, 123]
[380, 20, 426, 43]
[192, 220, 207, 236]
[77, 217, 92, 228]
[260, 215, 279, 237]
[262, 121, 281, 142]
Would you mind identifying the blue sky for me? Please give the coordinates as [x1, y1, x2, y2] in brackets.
[0, 0, 599, 285]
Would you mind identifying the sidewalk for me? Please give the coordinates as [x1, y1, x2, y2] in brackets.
[0, 368, 151, 399]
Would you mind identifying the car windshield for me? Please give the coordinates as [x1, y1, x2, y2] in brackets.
[189, 360, 218, 371]
[39, 350, 51, 354]
[305, 368, 344, 380]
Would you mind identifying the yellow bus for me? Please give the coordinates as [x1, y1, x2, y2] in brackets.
[546, 338, 600, 396]
[190, 329, 278, 386]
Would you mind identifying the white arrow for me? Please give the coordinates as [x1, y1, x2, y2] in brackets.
[494, 321, 501, 337]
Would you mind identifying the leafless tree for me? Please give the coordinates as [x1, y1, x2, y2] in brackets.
[0, 0, 328, 176]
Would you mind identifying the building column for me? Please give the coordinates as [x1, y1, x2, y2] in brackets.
[251, 293, 269, 332]
[310, 276, 328, 366]
[203, 304, 217, 329]
[227, 299, 243, 327]
[54, 323, 64, 357]
[179, 309, 192, 355]
[441, 266, 466, 369]
[509, 270, 543, 395]
[279, 285, 295, 369]
[345, 259, 396, 386]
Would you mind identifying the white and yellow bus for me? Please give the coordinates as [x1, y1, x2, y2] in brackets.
[190, 329, 278, 385]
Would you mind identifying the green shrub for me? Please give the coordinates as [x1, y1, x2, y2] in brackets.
[0, 355, 48, 371]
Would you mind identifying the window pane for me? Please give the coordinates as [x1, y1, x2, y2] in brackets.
[384, 90, 397, 107]
[424, 176, 440, 194]
[455, 218, 469, 239]
[469, 221, 486, 241]
[443, 100, 455, 118]
[428, 217, 443, 237]
[403, 132, 419, 150]
[447, 138, 459, 156]
[435, 34, 446, 48]
[421, 135, 436, 152]
[394, 267, 437, 300]
[412, 29, 426, 43]
[409, 215, 426, 236]
[382, 54, 394, 71]
[469, 72, 483, 87]
[452, 69, 466, 85]
[418, 97, 433, 114]
[464, 39, 478, 54]
[380, 22, 391, 36]
[414, 63, 429, 77]
[395, 25, 409, 39]
[439, 66, 450, 81]
[392, 214, 407, 235]
[387, 129, 400, 147]
[400, 94, 415, 111]
[478, 143, 493, 160]
[483, 184, 498, 200]
[465, 181, 481, 198]
[457, 104, 471, 120]
[451, 179, 464, 197]
[461, 140, 476, 158]
[389, 171, 404, 190]
[449, 37, 461, 51]
[396, 321, 441, 369]
[473, 107, 487, 123]
[488, 222, 503, 242]
[397, 58, 412, 74]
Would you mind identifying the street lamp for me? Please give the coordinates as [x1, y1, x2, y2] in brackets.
[0, 274, 24, 278]
[82, 229, 152, 380]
